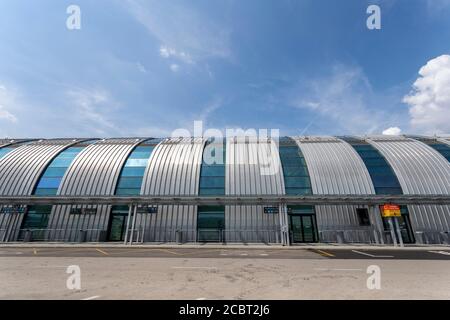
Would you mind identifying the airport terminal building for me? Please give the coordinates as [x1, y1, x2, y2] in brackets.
[0, 135, 449, 245]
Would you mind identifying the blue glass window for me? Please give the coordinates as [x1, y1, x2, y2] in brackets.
[341, 137, 403, 195]
[22, 140, 97, 233]
[278, 137, 315, 215]
[199, 139, 226, 196]
[114, 140, 159, 196]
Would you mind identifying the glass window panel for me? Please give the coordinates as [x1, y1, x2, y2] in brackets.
[48, 158, 74, 167]
[120, 167, 146, 177]
[280, 157, 306, 166]
[111, 205, 130, 213]
[199, 177, 225, 188]
[371, 175, 401, 187]
[37, 177, 62, 189]
[284, 177, 311, 188]
[117, 177, 143, 188]
[124, 158, 149, 167]
[357, 150, 382, 158]
[363, 158, 389, 166]
[353, 145, 375, 151]
[288, 205, 315, 214]
[200, 166, 225, 177]
[134, 146, 154, 153]
[198, 205, 225, 213]
[374, 187, 403, 195]
[199, 188, 225, 195]
[367, 166, 395, 175]
[116, 188, 141, 196]
[282, 166, 309, 176]
[130, 151, 153, 159]
[42, 167, 67, 177]
[34, 188, 58, 196]
[285, 187, 312, 195]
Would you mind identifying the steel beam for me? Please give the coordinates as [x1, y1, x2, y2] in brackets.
[0, 195, 449, 206]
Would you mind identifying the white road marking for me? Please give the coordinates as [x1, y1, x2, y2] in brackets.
[315, 268, 363, 271]
[240, 253, 248, 256]
[259, 253, 269, 256]
[351, 250, 394, 258]
[220, 253, 228, 256]
[82, 295, 100, 300]
[171, 267, 218, 270]
[196, 297, 207, 300]
[429, 250, 450, 256]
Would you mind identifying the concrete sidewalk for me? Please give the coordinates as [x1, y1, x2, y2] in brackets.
[0, 242, 449, 250]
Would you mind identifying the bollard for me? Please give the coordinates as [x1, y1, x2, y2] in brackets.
[78, 230, 87, 243]
[176, 229, 182, 244]
[336, 231, 345, 244]
[23, 230, 32, 242]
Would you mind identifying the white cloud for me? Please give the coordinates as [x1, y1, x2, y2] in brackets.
[66, 88, 120, 135]
[289, 65, 400, 135]
[170, 64, 180, 72]
[382, 127, 402, 135]
[0, 85, 18, 123]
[159, 45, 193, 64]
[136, 62, 147, 73]
[403, 54, 450, 134]
[125, 0, 231, 61]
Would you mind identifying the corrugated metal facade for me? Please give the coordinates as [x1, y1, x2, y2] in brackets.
[139, 137, 205, 242]
[293, 137, 377, 242]
[0, 135, 449, 244]
[368, 136, 450, 240]
[47, 138, 142, 241]
[0, 139, 82, 240]
[225, 137, 284, 243]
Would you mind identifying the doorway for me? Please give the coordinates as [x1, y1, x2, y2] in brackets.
[289, 214, 317, 243]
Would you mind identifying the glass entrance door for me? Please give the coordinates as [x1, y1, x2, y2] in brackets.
[382, 214, 415, 244]
[289, 214, 317, 243]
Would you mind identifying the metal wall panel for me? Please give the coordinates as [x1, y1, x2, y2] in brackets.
[225, 137, 284, 243]
[139, 137, 205, 242]
[47, 138, 142, 241]
[0, 139, 82, 239]
[293, 137, 377, 242]
[368, 136, 450, 235]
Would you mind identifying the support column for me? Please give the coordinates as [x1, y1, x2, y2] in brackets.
[129, 205, 138, 245]
[388, 218, 398, 247]
[123, 204, 133, 245]
[368, 205, 384, 245]
[393, 217, 404, 247]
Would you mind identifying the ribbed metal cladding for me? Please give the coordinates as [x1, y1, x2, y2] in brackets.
[47, 138, 142, 241]
[368, 136, 450, 233]
[226, 137, 284, 243]
[140, 137, 205, 242]
[293, 137, 376, 238]
[0, 139, 82, 239]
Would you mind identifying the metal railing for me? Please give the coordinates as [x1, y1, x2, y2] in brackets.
[17, 228, 106, 242]
[123, 228, 281, 244]
[319, 229, 377, 244]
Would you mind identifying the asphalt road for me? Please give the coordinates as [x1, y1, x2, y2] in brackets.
[0, 247, 449, 260]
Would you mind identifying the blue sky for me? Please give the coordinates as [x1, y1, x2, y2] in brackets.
[0, 0, 449, 138]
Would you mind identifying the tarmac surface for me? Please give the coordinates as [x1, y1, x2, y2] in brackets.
[0, 245, 449, 299]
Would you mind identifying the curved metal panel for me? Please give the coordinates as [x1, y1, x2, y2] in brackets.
[368, 136, 450, 233]
[0, 139, 82, 239]
[293, 136, 376, 241]
[225, 137, 284, 243]
[47, 138, 142, 241]
[139, 137, 205, 242]
[0, 139, 81, 196]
